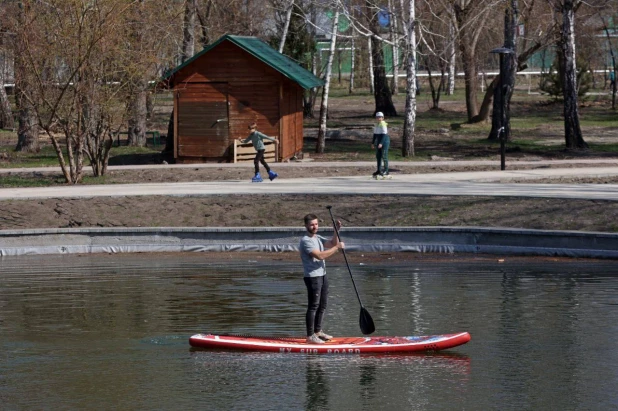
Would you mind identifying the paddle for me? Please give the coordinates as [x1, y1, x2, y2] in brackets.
[326, 206, 376, 335]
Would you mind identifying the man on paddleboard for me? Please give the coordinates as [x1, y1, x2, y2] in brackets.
[300, 214, 345, 344]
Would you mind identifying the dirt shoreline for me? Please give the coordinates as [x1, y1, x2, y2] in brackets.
[1, 191, 617, 232]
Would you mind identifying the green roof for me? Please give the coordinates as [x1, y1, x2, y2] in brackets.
[163, 35, 324, 89]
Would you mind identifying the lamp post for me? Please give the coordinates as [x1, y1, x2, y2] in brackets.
[490, 47, 514, 171]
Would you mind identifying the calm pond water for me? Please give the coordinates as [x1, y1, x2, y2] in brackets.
[1, 253, 617, 410]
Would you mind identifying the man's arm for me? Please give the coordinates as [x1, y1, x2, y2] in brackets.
[309, 241, 345, 261]
[324, 220, 342, 249]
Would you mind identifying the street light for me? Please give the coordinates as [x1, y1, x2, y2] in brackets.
[490, 47, 514, 171]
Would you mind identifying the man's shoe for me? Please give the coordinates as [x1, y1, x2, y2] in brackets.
[306, 334, 325, 344]
[315, 330, 333, 341]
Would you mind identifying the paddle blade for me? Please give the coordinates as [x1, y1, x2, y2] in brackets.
[359, 307, 375, 335]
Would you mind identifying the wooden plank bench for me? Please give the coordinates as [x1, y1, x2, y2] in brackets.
[233, 139, 276, 163]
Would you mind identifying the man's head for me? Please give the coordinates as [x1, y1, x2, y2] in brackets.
[375, 112, 384, 120]
[248, 122, 257, 132]
[304, 214, 319, 235]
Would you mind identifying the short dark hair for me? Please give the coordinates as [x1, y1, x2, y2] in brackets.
[304, 214, 318, 225]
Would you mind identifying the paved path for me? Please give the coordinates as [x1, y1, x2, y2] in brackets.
[1, 158, 617, 173]
[2, 164, 618, 201]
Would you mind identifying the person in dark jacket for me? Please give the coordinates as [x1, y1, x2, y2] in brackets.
[371, 112, 390, 178]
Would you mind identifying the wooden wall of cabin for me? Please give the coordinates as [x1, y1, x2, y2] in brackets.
[228, 81, 279, 145]
[171, 40, 306, 162]
[174, 82, 230, 162]
[280, 81, 304, 160]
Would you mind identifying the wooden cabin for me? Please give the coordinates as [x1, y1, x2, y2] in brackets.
[162, 35, 323, 163]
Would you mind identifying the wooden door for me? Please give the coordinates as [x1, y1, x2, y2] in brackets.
[176, 82, 229, 159]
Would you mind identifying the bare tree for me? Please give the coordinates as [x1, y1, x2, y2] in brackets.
[480, 0, 554, 139]
[0, 30, 14, 130]
[445, 0, 495, 122]
[401, 0, 417, 156]
[367, 36, 375, 93]
[601, 17, 617, 109]
[278, 0, 295, 52]
[13, 0, 156, 183]
[349, 35, 356, 93]
[196, 0, 214, 47]
[552, 0, 587, 149]
[316, 7, 339, 153]
[388, 0, 400, 94]
[127, 0, 148, 147]
[446, 20, 456, 95]
[488, 0, 518, 143]
[366, 0, 397, 115]
[417, 1, 452, 110]
[182, 0, 197, 62]
[165, 0, 197, 154]
[12, 1, 39, 152]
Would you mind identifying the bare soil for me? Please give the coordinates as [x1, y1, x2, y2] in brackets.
[2, 190, 618, 232]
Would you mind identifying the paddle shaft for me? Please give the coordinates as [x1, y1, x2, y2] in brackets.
[326, 206, 365, 308]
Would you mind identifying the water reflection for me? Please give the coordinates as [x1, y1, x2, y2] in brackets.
[1, 254, 618, 409]
[359, 361, 377, 400]
[305, 357, 330, 411]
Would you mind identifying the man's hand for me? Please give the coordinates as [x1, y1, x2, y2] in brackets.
[335, 219, 343, 231]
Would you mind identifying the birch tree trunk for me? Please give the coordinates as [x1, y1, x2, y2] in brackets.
[402, 0, 416, 157]
[389, 0, 399, 95]
[0, 21, 11, 129]
[602, 20, 616, 110]
[560, 0, 586, 149]
[368, 36, 374, 94]
[278, 0, 294, 53]
[349, 36, 355, 94]
[316, 10, 339, 153]
[447, 21, 456, 95]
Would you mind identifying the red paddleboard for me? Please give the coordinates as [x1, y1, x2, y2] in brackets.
[189, 332, 470, 354]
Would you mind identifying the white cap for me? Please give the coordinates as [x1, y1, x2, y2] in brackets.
[375, 112, 384, 118]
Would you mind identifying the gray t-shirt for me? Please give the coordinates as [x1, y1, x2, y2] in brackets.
[300, 234, 327, 277]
